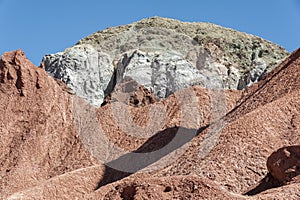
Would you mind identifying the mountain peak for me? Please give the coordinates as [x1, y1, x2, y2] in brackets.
[43, 18, 289, 106]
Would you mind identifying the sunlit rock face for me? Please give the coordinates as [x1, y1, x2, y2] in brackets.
[42, 17, 289, 106]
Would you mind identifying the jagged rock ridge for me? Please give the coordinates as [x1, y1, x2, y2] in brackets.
[42, 17, 289, 107]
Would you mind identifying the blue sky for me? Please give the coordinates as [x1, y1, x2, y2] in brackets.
[0, 0, 300, 65]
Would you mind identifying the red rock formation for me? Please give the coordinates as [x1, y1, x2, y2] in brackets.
[267, 145, 300, 183]
[0, 49, 299, 199]
[0, 50, 98, 198]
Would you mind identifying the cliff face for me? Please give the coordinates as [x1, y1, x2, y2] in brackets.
[42, 17, 289, 106]
[0, 18, 299, 200]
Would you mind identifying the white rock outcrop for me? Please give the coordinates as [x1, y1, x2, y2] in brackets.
[42, 17, 289, 107]
[42, 45, 114, 107]
[116, 50, 224, 98]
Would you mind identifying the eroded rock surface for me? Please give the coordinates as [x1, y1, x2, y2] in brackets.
[42, 17, 289, 106]
[1, 17, 299, 199]
[267, 145, 300, 183]
[42, 44, 114, 107]
[0, 50, 98, 198]
[1, 49, 300, 199]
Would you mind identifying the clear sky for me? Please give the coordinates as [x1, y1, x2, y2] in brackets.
[0, 0, 300, 65]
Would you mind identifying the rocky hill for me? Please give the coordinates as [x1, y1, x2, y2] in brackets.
[0, 17, 299, 199]
[42, 17, 289, 106]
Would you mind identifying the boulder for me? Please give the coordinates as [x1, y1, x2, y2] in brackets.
[267, 145, 300, 183]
